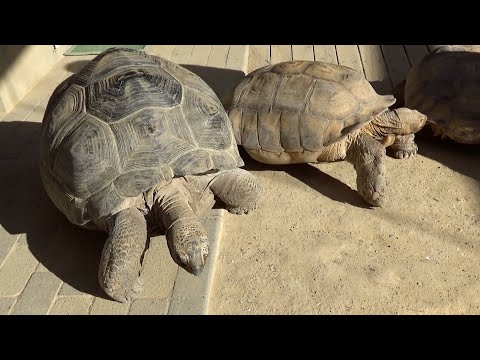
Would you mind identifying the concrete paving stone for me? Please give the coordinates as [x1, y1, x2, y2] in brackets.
[138, 235, 179, 299]
[10, 272, 62, 314]
[0, 246, 38, 297]
[89, 297, 130, 315]
[0, 297, 16, 314]
[57, 282, 91, 296]
[0, 225, 19, 267]
[128, 298, 169, 315]
[49, 296, 93, 315]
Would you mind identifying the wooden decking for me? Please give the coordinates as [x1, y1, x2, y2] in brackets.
[247, 45, 448, 94]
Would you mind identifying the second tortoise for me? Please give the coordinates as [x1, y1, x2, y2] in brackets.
[402, 45, 480, 144]
[228, 61, 427, 207]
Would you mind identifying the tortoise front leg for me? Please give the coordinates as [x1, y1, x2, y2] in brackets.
[372, 108, 427, 160]
[99, 207, 148, 303]
[209, 169, 262, 214]
[347, 133, 387, 207]
[388, 134, 418, 159]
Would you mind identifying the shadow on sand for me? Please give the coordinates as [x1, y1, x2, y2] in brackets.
[237, 147, 372, 208]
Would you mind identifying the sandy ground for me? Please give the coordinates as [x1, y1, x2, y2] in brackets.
[208, 137, 480, 315]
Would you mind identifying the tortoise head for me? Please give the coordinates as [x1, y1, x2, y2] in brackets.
[393, 108, 428, 134]
[369, 107, 428, 138]
[172, 235, 209, 276]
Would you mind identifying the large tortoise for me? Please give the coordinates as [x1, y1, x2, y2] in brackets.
[402, 45, 480, 144]
[40, 47, 262, 302]
[228, 61, 427, 207]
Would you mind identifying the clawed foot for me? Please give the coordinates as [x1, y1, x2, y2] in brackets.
[357, 171, 387, 207]
[391, 145, 418, 159]
[125, 276, 144, 302]
[389, 134, 418, 160]
[102, 275, 145, 303]
[210, 169, 262, 216]
[227, 203, 258, 215]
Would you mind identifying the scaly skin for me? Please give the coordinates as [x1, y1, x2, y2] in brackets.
[389, 134, 418, 159]
[339, 108, 426, 206]
[346, 132, 388, 207]
[99, 207, 148, 303]
[154, 170, 262, 276]
[363, 108, 427, 160]
[209, 168, 262, 214]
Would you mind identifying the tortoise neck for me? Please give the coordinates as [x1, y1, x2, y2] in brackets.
[364, 110, 402, 140]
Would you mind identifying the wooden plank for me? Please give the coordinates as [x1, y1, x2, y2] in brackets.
[203, 45, 232, 107]
[336, 45, 363, 73]
[271, 45, 292, 64]
[226, 45, 249, 72]
[427, 45, 448, 52]
[313, 45, 338, 64]
[170, 45, 194, 64]
[188, 45, 212, 66]
[381, 45, 411, 87]
[207, 45, 230, 68]
[247, 45, 270, 73]
[358, 45, 392, 94]
[404, 45, 429, 67]
[292, 45, 314, 61]
[145, 45, 176, 60]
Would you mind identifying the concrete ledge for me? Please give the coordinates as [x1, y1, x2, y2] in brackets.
[167, 209, 225, 315]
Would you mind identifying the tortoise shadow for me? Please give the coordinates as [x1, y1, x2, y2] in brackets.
[0, 120, 109, 299]
[237, 148, 372, 209]
[415, 135, 480, 182]
[180, 64, 246, 108]
[64, 60, 91, 74]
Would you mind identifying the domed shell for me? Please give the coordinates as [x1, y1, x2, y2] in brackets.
[229, 61, 395, 155]
[404, 45, 480, 144]
[40, 48, 243, 228]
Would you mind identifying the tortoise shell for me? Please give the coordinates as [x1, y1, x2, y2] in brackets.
[228, 61, 395, 160]
[40, 48, 243, 228]
[404, 45, 480, 144]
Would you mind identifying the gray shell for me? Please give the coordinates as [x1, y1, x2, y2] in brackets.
[229, 61, 395, 154]
[40, 48, 243, 228]
[404, 45, 480, 144]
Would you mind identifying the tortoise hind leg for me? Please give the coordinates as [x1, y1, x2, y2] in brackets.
[347, 133, 387, 207]
[209, 169, 262, 215]
[99, 207, 148, 303]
